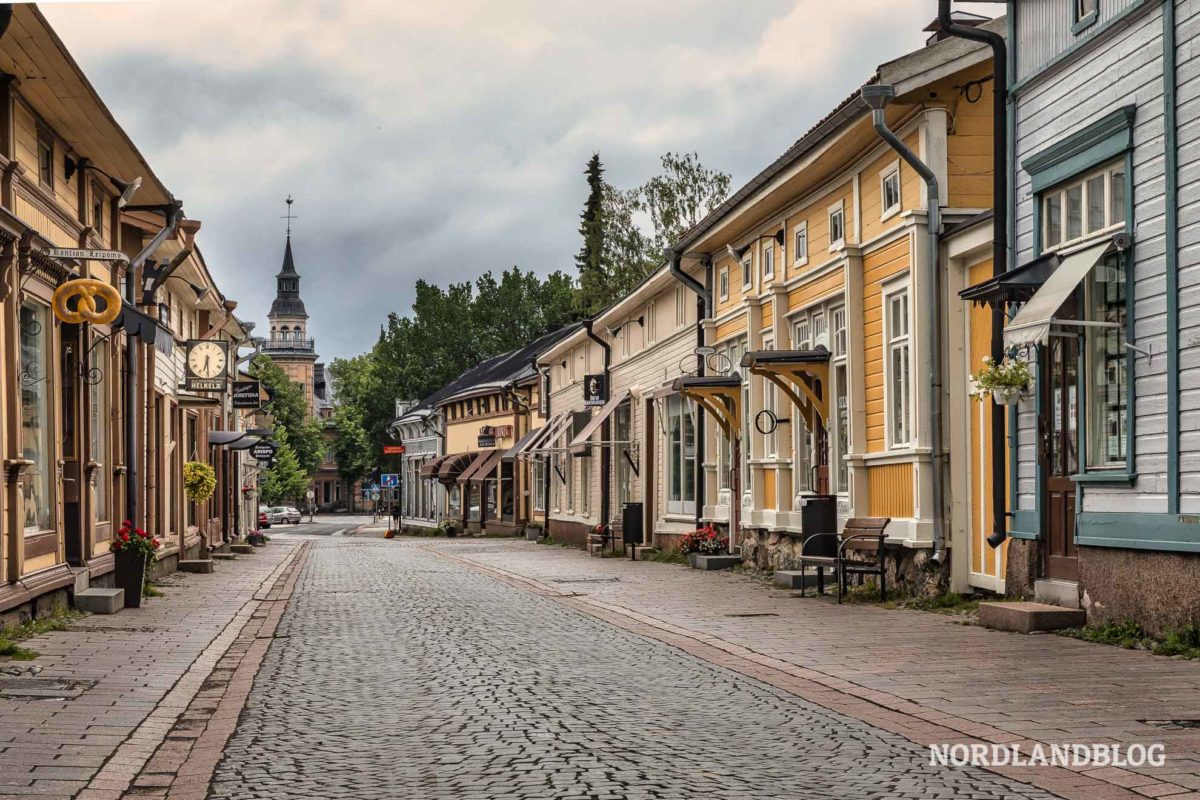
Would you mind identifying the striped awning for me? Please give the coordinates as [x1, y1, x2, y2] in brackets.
[458, 449, 504, 484]
[420, 455, 449, 479]
[568, 389, 630, 454]
[437, 452, 483, 486]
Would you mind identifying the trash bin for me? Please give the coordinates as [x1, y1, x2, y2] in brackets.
[622, 502, 644, 548]
[799, 494, 838, 557]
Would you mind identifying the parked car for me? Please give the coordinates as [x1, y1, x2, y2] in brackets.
[284, 506, 303, 524]
[268, 506, 301, 524]
[258, 506, 271, 530]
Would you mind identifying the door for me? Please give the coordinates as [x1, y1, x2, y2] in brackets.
[60, 323, 85, 567]
[1042, 334, 1079, 581]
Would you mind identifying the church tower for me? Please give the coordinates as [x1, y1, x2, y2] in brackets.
[262, 197, 319, 412]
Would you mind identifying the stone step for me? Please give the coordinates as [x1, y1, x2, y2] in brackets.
[689, 554, 742, 571]
[74, 587, 124, 615]
[178, 560, 215, 574]
[211, 552, 237, 561]
[978, 601, 1086, 634]
[229, 544, 256, 554]
[1034, 578, 1081, 609]
[772, 570, 822, 590]
[633, 546, 657, 561]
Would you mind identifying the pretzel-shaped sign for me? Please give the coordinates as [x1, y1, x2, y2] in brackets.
[52, 279, 122, 325]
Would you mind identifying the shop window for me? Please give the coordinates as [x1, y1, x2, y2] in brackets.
[885, 287, 912, 448]
[614, 402, 633, 507]
[20, 302, 53, 534]
[532, 458, 545, 512]
[1085, 253, 1127, 469]
[666, 394, 697, 515]
[90, 339, 110, 523]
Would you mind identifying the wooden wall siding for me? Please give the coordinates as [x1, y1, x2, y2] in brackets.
[785, 182, 855, 276]
[716, 314, 748, 343]
[1012, 4, 1166, 513]
[761, 299, 774, 331]
[714, 253, 746, 314]
[862, 236, 911, 452]
[1015, 0, 1143, 82]
[786, 267, 845, 313]
[1178, 0, 1200, 509]
[967, 259, 1008, 579]
[946, 74, 996, 209]
[867, 462, 915, 519]
[860, 131, 923, 243]
[762, 468, 777, 509]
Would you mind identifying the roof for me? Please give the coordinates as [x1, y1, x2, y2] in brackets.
[276, 237, 299, 278]
[436, 323, 583, 407]
[269, 236, 308, 318]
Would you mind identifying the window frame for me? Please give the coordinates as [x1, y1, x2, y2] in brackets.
[37, 132, 54, 189]
[762, 241, 774, 281]
[645, 301, 657, 344]
[740, 255, 752, 290]
[665, 394, 697, 516]
[828, 201, 846, 251]
[718, 266, 729, 302]
[1040, 161, 1125, 254]
[880, 161, 902, 220]
[883, 284, 912, 450]
[1073, 0, 1098, 32]
[793, 221, 808, 269]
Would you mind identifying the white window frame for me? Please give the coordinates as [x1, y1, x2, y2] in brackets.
[793, 221, 808, 268]
[741, 255, 752, 290]
[1075, 0, 1097, 23]
[831, 306, 847, 357]
[645, 301, 658, 344]
[828, 201, 846, 251]
[762, 242, 774, 281]
[880, 161, 902, 220]
[665, 395, 697, 516]
[763, 336, 777, 458]
[674, 286, 687, 329]
[1041, 161, 1125, 254]
[718, 266, 729, 301]
[883, 283, 912, 449]
[620, 319, 631, 359]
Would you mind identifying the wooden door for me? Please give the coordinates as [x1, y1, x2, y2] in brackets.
[1042, 334, 1079, 581]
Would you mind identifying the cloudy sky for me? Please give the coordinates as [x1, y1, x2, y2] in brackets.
[42, 0, 997, 362]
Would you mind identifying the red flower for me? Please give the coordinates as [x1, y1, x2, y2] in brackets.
[120, 532, 130, 541]
[151, 538, 160, 548]
[122, 520, 132, 528]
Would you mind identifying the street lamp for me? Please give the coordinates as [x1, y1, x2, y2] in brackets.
[64, 156, 143, 208]
[164, 274, 210, 303]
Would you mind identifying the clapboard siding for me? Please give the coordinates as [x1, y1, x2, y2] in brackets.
[1016, 0, 1145, 82]
[1176, 0, 1200, 504]
[1013, 1, 1168, 512]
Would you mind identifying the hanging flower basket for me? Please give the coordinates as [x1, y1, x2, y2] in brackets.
[970, 356, 1033, 405]
[183, 461, 217, 504]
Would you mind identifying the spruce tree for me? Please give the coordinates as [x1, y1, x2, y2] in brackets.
[575, 153, 609, 316]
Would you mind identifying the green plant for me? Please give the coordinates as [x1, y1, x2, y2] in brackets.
[436, 519, 461, 537]
[112, 521, 162, 597]
[182, 461, 217, 503]
[970, 355, 1033, 400]
[1061, 619, 1153, 650]
[639, 548, 687, 565]
[1153, 626, 1200, 658]
[677, 525, 728, 555]
[0, 610, 81, 661]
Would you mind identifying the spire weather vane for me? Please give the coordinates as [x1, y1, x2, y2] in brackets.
[282, 195, 298, 237]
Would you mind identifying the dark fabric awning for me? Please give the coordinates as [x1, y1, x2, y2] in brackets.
[740, 349, 830, 368]
[959, 252, 1058, 306]
[114, 305, 174, 355]
[569, 389, 630, 451]
[227, 436, 262, 451]
[178, 393, 221, 407]
[420, 454, 449, 479]
[459, 449, 504, 484]
[502, 428, 542, 462]
[437, 452, 481, 486]
[207, 431, 247, 446]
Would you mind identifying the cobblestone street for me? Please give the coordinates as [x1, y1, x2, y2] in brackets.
[208, 538, 1053, 800]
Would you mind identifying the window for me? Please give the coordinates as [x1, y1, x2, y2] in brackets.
[1085, 254, 1127, 469]
[881, 164, 901, 217]
[828, 202, 845, 249]
[37, 133, 53, 188]
[674, 286, 687, 328]
[715, 337, 746, 497]
[1041, 162, 1125, 252]
[831, 306, 847, 357]
[811, 311, 827, 351]
[532, 458, 545, 511]
[834, 362, 849, 491]
[793, 318, 810, 350]
[20, 302, 53, 535]
[564, 435, 574, 513]
[91, 181, 106, 236]
[793, 222, 808, 267]
[741, 256, 752, 289]
[1075, 0, 1097, 24]
[885, 288, 912, 447]
[762, 243, 774, 281]
[579, 453, 591, 515]
[665, 395, 697, 515]
[763, 338, 777, 458]
[718, 267, 729, 301]
[645, 302, 657, 344]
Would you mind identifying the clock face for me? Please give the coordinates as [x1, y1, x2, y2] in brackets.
[188, 341, 227, 379]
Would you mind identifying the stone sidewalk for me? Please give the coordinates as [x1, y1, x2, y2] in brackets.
[0, 540, 303, 800]
[415, 537, 1200, 800]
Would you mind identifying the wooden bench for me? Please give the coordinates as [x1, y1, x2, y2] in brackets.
[796, 517, 890, 603]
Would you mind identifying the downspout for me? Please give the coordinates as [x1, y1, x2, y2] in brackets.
[533, 358, 551, 537]
[667, 249, 713, 532]
[123, 204, 184, 529]
[582, 320, 612, 536]
[937, 0, 1009, 548]
[862, 85, 946, 565]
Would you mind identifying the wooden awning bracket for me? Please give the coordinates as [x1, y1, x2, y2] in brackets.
[749, 363, 829, 422]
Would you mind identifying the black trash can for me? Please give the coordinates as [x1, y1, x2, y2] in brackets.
[800, 494, 838, 557]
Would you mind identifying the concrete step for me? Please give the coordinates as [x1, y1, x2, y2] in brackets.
[75, 588, 124, 615]
[1035, 579, 1081, 609]
[772, 570, 822, 590]
[978, 601, 1086, 633]
[689, 554, 742, 571]
[211, 552, 237, 561]
[178, 560, 215, 574]
[633, 546, 657, 561]
[229, 544, 256, 555]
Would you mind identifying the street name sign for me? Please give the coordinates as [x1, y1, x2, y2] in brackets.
[48, 247, 130, 264]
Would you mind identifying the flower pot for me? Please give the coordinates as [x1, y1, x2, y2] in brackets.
[992, 387, 1025, 406]
[113, 549, 147, 609]
[687, 552, 700, 568]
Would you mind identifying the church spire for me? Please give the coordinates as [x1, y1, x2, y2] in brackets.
[269, 196, 308, 319]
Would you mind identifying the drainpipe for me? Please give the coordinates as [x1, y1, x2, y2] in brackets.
[862, 85, 946, 566]
[123, 204, 184, 529]
[533, 358, 551, 537]
[582, 320, 612, 537]
[937, 0, 1009, 548]
[668, 248, 712, 532]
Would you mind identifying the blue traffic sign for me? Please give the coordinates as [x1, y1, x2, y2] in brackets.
[381, 474, 399, 488]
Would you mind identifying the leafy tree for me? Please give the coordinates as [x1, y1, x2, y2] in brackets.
[327, 353, 382, 484]
[638, 151, 732, 256]
[251, 355, 323, 476]
[259, 432, 308, 505]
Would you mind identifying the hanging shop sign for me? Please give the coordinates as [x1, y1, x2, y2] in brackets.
[583, 373, 608, 407]
[232, 380, 262, 408]
[251, 442, 278, 463]
[51, 278, 122, 325]
[383, 445, 406, 455]
[184, 339, 230, 392]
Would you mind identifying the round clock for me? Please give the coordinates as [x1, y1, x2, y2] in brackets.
[188, 341, 227, 379]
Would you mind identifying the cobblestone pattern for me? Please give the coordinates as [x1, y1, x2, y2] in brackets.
[0, 541, 298, 800]
[210, 539, 1054, 800]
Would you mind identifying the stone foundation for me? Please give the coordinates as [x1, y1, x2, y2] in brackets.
[0, 587, 69, 630]
[738, 528, 949, 597]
